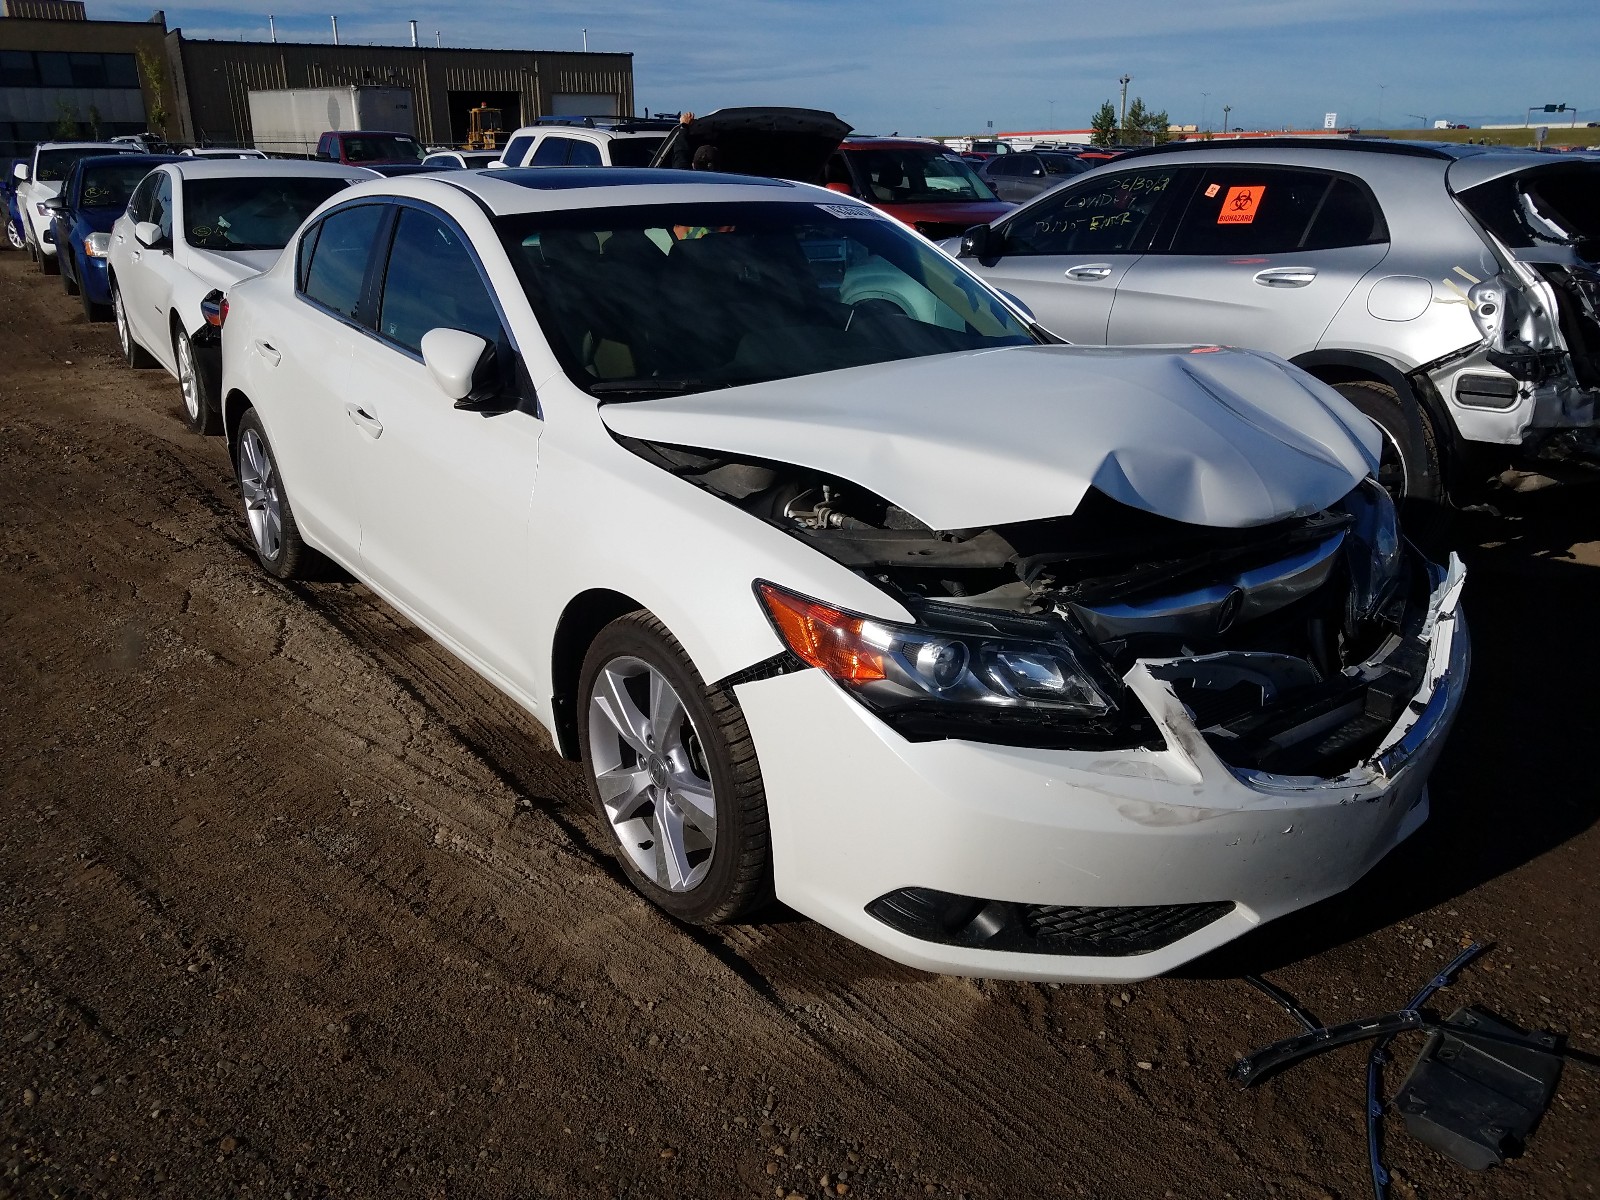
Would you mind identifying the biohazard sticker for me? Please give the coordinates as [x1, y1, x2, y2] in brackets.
[1204, 183, 1221, 198]
[1218, 185, 1264, 224]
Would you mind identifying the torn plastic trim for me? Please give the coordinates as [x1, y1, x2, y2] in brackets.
[1121, 554, 1467, 796]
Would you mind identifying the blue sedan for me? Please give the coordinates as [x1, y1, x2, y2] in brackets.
[49, 153, 180, 320]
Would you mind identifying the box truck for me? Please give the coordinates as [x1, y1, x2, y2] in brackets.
[246, 86, 417, 157]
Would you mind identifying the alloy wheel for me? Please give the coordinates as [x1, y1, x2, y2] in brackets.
[113, 288, 131, 360]
[237, 427, 283, 561]
[177, 333, 201, 422]
[587, 656, 718, 893]
[5, 221, 22, 251]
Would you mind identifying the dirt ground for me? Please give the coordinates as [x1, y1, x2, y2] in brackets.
[0, 248, 1595, 1200]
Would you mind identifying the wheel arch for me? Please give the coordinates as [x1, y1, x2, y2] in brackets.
[1291, 349, 1463, 487]
[548, 588, 649, 761]
[221, 388, 254, 456]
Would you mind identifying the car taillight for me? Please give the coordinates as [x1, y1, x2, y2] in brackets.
[200, 289, 228, 328]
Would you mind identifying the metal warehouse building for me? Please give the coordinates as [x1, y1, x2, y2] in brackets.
[1, 2, 636, 155]
[169, 36, 635, 150]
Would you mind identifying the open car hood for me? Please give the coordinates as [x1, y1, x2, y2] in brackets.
[647, 107, 852, 183]
[600, 346, 1381, 530]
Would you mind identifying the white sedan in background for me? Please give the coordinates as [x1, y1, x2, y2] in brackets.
[179, 147, 271, 160]
[107, 159, 373, 434]
[215, 169, 1468, 983]
[15, 140, 138, 272]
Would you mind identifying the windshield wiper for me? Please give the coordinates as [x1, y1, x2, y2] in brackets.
[588, 378, 730, 401]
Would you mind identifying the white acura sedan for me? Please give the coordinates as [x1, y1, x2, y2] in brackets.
[217, 168, 1469, 983]
[107, 159, 373, 435]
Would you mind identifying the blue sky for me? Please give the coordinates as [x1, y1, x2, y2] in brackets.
[102, 1, 1598, 135]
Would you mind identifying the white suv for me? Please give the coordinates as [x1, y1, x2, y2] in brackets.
[16, 141, 138, 273]
[493, 117, 676, 170]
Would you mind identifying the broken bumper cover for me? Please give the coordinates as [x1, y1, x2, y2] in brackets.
[735, 556, 1469, 983]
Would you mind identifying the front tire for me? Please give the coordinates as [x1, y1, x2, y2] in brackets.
[61, 251, 78, 295]
[112, 283, 157, 368]
[234, 408, 318, 580]
[175, 327, 220, 435]
[1332, 380, 1449, 545]
[39, 243, 59, 276]
[578, 612, 773, 924]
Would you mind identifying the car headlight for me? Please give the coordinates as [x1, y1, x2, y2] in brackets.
[756, 581, 1115, 717]
[1342, 478, 1404, 622]
[83, 232, 110, 258]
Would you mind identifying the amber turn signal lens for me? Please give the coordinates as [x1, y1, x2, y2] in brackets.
[757, 583, 887, 683]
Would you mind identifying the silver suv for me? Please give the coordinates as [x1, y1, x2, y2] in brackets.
[492, 116, 676, 170]
[951, 139, 1600, 504]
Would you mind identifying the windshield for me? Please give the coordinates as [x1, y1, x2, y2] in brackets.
[183, 176, 354, 251]
[341, 134, 423, 163]
[37, 147, 128, 183]
[607, 136, 666, 168]
[495, 200, 1036, 398]
[76, 160, 158, 209]
[847, 147, 998, 204]
[1459, 163, 1600, 258]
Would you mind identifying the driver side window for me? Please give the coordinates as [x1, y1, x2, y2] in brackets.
[127, 172, 158, 225]
[151, 174, 173, 242]
[1003, 166, 1179, 256]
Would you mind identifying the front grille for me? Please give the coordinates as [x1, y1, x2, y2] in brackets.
[1020, 902, 1237, 956]
[867, 886, 1234, 957]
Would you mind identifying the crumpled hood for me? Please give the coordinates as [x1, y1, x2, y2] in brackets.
[76, 207, 122, 235]
[600, 345, 1381, 530]
[185, 247, 282, 290]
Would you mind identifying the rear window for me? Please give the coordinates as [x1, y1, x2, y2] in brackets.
[607, 136, 665, 167]
[1458, 163, 1600, 257]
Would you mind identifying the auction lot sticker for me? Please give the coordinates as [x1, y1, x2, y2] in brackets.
[1218, 185, 1264, 224]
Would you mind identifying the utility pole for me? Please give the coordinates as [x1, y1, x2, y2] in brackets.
[1221, 104, 1231, 133]
[582, 28, 588, 51]
[1407, 113, 1429, 128]
[1378, 83, 1387, 126]
[1200, 91, 1210, 132]
[1118, 74, 1132, 129]
[1048, 99, 1055, 128]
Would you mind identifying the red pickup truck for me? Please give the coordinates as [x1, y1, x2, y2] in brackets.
[314, 130, 426, 167]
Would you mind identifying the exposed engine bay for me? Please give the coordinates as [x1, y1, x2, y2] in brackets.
[620, 434, 1431, 777]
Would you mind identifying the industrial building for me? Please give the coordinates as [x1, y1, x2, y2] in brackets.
[1, 2, 635, 156]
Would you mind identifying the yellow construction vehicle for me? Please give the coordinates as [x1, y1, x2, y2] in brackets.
[466, 103, 504, 150]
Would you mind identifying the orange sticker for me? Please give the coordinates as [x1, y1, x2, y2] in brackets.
[1204, 183, 1221, 198]
[1218, 185, 1264, 224]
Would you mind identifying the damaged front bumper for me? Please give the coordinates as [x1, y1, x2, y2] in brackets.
[734, 556, 1468, 983]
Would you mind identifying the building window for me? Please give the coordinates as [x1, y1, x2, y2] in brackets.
[0, 51, 142, 89]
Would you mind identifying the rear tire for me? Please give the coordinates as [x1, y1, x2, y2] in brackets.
[112, 282, 157, 368]
[578, 611, 774, 925]
[5, 219, 23, 251]
[1332, 379, 1449, 545]
[233, 408, 319, 580]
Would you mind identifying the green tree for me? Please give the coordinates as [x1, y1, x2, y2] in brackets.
[88, 103, 103, 139]
[1089, 100, 1117, 147]
[53, 100, 80, 140]
[136, 47, 169, 139]
[1120, 97, 1172, 146]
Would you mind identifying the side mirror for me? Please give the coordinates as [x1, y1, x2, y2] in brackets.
[958, 223, 999, 260]
[134, 221, 166, 249]
[14, 163, 28, 182]
[420, 328, 513, 412]
[825, 181, 853, 194]
[43, 195, 64, 211]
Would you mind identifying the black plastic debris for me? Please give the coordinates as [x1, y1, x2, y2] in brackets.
[1393, 1005, 1564, 1170]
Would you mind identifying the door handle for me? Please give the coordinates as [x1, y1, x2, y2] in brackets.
[254, 340, 281, 366]
[344, 403, 383, 439]
[1066, 263, 1113, 281]
[1253, 267, 1317, 288]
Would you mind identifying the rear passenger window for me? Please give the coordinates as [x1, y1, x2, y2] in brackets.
[531, 137, 571, 166]
[567, 140, 602, 167]
[376, 207, 504, 355]
[1165, 168, 1386, 255]
[1003, 166, 1180, 256]
[300, 204, 385, 320]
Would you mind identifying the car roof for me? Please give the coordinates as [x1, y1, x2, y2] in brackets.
[1112, 136, 1548, 165]
[159, 159, 377, 180]
[338, 166, 818, 217]
[36, 141, 138, 154]
[840, 137, 946, 151]
[72, 153, 181, 171]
